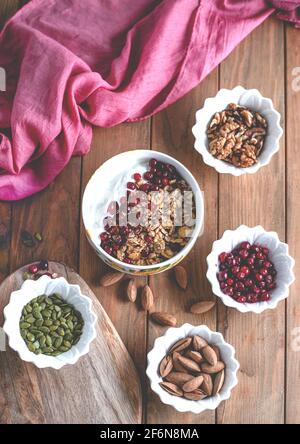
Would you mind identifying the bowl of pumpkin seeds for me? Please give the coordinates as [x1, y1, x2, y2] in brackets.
[3, 275, 97, 369]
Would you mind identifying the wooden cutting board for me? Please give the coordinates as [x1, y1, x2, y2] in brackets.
[0, 262, 142, 424]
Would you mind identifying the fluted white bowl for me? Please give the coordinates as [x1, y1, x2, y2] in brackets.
[3, 275, 97, 369]
[206, 225, 295, 314]
[192, 86, 283, 175]
[146, 323, 239, 414]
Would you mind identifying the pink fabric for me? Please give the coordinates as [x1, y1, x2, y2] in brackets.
[0, 0, 298, 201]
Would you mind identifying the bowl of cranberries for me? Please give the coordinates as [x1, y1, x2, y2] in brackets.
[206, 225, 295, 313]
[82, 150, 204, 275]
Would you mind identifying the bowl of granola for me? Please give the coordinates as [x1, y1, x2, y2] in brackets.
[82, 150, 204, 275]
[192, 86, 283, 175]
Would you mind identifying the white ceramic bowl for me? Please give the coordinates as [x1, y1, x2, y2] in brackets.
[82, 150, 204, 276]
[3, 275, 97, 369]
[146, 324, 239, 414]
[192, 86, 283, 175]
[206, 225, 295, 314]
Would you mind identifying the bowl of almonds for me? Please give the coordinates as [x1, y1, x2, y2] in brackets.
[192, 85, 283, 175]
[146, 324, 239, 413]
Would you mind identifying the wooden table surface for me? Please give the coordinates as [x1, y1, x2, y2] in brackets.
[1, 1, 299, 424]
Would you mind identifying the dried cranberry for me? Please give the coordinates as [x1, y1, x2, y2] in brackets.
[149, 158, 158, 169]
[127, 182, 136, 190]
[133, 173, 141, 181]
[144, 171, 153, 181]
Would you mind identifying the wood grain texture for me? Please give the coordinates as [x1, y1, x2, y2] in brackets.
[79, 122, 150, 423]
[146, 72, 219, 424]
[217, 18, 286, 424]
[0, 262, 142, 424]
[285, 25, 300, 425]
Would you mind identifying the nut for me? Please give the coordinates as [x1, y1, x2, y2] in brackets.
[201, 345, 218, 366]
[165, 372, 193, 387]
[159, 355, 173, 377]
[207, 104, 267, 168]
[177, 355, 201, 373]
[159, 381, 183, 397]
[201, 373, 213, 396]
[185, 350, 203, 364]
[174, 265, 188, 290]
[151, 312, 177, 327]
[190, 301, 215, 314]
[141, 285, 154, 311]
[100, 271, 124, 287]
[126, 279, 137, 302]
[193, 335, 208, 351]
[213, 369, 225, 395]
[169, 337, 192, 354]
[182, 375, 204, 393]
[183, 389, 207, 401]
[201, 361, 225, 374]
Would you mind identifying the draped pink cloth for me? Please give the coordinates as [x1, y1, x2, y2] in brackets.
[0, 0, 299, 201]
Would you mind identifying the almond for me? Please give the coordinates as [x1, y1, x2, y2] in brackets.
[202, 345, 218, 366]
[182, 375, 204, 393]
[192, 335, 208, 351]
[172, 352, 189, 373]
[185, 350, 203, 364]
[126, 279, 137, 302]
[151, 312, 177, 327]
[201, 373, 213, 396]
[177, 355, 201, 373]
[141, 285, 154, 311]
[201, 361, 225, 374]
[159, 355, 173, 378]
[174, 266, 188, 290]
[165, 372, 193, 387]
[211, 344, 221, 361]
[100, 271, 124, 287]
[183, 389, 207, 401]
[213, 369, 225, 395]
[190, 301, 215, 314]
[159, 381, 183, 397]
[169, 337, 192, 354]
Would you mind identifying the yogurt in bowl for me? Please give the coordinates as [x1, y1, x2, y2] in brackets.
[82, 150, 204, 275]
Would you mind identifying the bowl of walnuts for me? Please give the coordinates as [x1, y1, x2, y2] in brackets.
[192, 85, 283, 175]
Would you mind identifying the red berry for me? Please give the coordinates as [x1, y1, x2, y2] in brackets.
[260, 267, 268, 276]
[237, 296, 247, 303]
[237, 271, 246, 280]
[244, 278, 253, 288]
[145, 235, 153, 244]
[263, 261, 272, 269]
[256, 251, 264, 260]
[255, 273, 263, 282]
[162, 177, 169, 186]
[262, 247, 269, 255]
[240, 265, 250, 276]
[253, 285, 260, 294]
[219, 252, 227, 263]
[151, 185, 159, 191]
[28, 264, 39, 274]
[261, 292, 271, 302]
[225, 287, 234, 296]
[133, 172, 141, 181]
[235, 281, 245, 291]
[220, 282, 227, 289]
[104, 245, 113, 255]
[123, 258, 132, 264]
[127, 182, 136, 190]
[217, 271, 228, 282]
[227, 278, 234, 286]
[100, 232, 109, 241]
[240, 241, 251, 250]
[140, 183, 150, 193]
[231, 265, 240, 275]
[149, 158, 158, 169]
[239, 249, 249, 259]
[144, 171, 153, 181]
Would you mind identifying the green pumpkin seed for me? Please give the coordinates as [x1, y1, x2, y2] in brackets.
[20, 322, 31, 329]
[20, 293, 84, 357]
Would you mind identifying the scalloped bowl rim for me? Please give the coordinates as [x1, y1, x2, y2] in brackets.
[146, 323, 240, 414]
[192, 86, 283, 176]
[3, 275, 98, 369]
[206, 225, 295, 313]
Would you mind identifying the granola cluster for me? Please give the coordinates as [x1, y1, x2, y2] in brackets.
[207, 103, 267, 168]
[99, 159, 196, 266]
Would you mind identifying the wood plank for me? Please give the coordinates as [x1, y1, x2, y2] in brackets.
[217, 18, 285, 424]
[285, 25, 300, 425]
[80, 122, 150, 423]
[0, 262, 142, 424]
[9, 158, 82, 272]
[146, 72, 219, 424]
